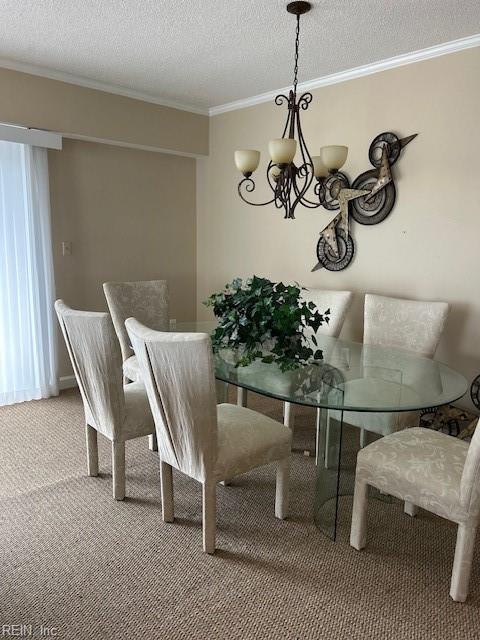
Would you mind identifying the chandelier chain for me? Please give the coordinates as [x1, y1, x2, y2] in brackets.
[293, 14, 300, 95]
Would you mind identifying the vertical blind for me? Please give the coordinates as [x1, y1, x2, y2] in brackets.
[0, 141, 58, 405]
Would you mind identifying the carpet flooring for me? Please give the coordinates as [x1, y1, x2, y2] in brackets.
[0, 389, 479, 639]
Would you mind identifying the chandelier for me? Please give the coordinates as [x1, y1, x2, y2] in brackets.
[234, 1, 349, 220]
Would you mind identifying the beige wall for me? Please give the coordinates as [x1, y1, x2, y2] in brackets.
[197, 47, 480, 410]
[49, 139, 196, 377]
[0, 67, 208, 156]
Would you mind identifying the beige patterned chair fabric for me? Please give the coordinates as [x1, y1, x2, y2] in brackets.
[364, 294, 449, 356]
[345, 293, 449, 437]
[103, 280, 169, 381]
[55, 300, 154, 500]
[126, 318, 292, 553]
[301, 288, 353, 340]
[350, 422, 480, 602]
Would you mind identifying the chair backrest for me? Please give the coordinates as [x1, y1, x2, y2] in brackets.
[460, 419, 480, 517]
[302, 289, 353, 339]
[364, 294, 449, 357]
[126, 318, 218, 483]
[103, 280, 169, 362]
[55, 300, 124, 439]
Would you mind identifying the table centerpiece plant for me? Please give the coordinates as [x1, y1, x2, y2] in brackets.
[204, 275, 330, 372]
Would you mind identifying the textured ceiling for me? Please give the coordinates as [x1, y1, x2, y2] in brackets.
[0, 0, 479, 111]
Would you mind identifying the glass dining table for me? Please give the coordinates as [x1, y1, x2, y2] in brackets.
[177, 322, 468, 540]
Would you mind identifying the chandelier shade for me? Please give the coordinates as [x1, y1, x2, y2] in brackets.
[311, 155, 328, 178]
[320, 145, 349, 172]
[234, 150, 261, 175]
[268, 138, 297, 164]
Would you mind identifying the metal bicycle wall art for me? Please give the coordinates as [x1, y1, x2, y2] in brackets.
[311, 131, 417, 272]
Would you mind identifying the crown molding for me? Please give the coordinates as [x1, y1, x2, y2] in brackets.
[0, 56, 209, 116]
[1, 33, 478, 120]
[209, 34, 480, 116]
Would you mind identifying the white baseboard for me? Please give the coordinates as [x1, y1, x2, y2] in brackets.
[59, 375, 78, 390]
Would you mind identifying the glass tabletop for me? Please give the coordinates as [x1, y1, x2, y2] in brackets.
[176, 322, 468, 413]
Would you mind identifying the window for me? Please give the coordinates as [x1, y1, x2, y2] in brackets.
[0, 141, 57, 405]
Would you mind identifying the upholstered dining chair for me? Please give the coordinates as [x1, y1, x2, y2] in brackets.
[103, 279, 169, 384]
[55, 300, 155, 500]
[343, 294, 449, 446]
[126, 318, 292, 554]
[350, 422, 480, 602]
[283, 289, 353, 429]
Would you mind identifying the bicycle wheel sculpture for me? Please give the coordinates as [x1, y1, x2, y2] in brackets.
[311, 131, 417, 272]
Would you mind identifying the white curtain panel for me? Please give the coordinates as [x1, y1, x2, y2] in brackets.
[0, 141, 58, 405]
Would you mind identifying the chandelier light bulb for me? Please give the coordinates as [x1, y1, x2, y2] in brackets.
[269, 165, 282, 182]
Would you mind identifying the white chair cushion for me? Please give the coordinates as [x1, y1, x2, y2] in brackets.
[123, 355, 141, 382]
[215, 403, 291, 480]
[122, 382, 155, 441]
[356, 427, 469, 521]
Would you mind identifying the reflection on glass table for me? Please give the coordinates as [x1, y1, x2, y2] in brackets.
[176, 322, 468, 539]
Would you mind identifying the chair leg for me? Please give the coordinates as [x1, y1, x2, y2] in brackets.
[450, 522, 477, 602]
[275, 456, 290, 519]
[237, 387, 247, 407]
[360, 428, 368, 449]
[148, 432, 158, 452]
[202, 479, 216, 554]
[85, 425, 98, 477]
[350, 479, 368, 550]
[160, 461, 174, 522]
[283, 402, 295, 429]
[323, 410, 331, 468]
[315, 408, 321, 465]
[404, 501, 419, 517]
[112, 440, 126, 501]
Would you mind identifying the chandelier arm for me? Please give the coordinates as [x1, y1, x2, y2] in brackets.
[295, 99, 313, 166]
[297, 190, 323, 208]
[275, 94, 291, 107]
[266, 160, 277, 193]
[297, 91, 313, 111]
[238, 178, 276, 207]
[273, 178, 285, 208]
[278, 173, 289, 206]
[294, 103, 315, 200]
[282, 98, 295, 139]
[289, 164, 317, 214]
[278, 171, 292, 215]
[286, 165, 322, 209]
[273, 168, 289, 210]
[291, 167, 303, 199]
[292, 162, 314, 200]
[267, 160, 290, 208]
[275, 185, 288, 210]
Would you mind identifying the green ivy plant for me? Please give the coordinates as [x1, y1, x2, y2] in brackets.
[204, 275, 330, 371]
